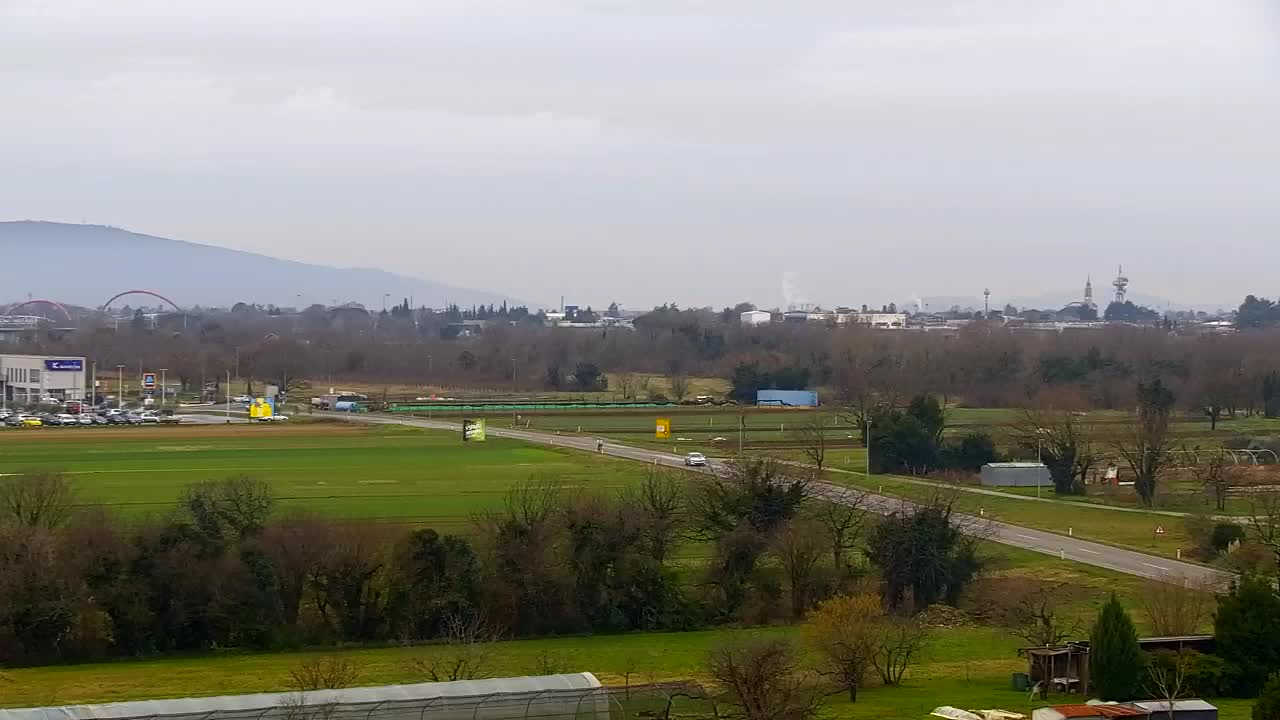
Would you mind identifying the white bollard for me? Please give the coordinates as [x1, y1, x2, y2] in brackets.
[1060, 549, 1066, 560]
[980, 507, 985, 516]
[1176, 548, 1182, 560]
[1068, 527, 1073, 537]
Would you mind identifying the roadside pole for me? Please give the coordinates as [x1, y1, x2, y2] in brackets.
[226, 371, 231, 422]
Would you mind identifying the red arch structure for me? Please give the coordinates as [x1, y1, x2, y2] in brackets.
[3, 299, 73, 322]
[100, 290, 181, 313]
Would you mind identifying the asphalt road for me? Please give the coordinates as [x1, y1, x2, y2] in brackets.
[346, 414, 1235, 588]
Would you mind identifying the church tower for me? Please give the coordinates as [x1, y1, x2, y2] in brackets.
[1084, 276, 1095, 309]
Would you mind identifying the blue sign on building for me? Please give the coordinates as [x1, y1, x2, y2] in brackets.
[44, 359, 84, 372]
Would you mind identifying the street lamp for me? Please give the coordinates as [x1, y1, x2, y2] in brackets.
[159, 368, 168, 407]
[116, 364, 125, 410]
[865, 418, 873, 479]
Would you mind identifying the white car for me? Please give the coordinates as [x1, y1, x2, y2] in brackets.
[257, 414, 289, 422]
[56, 413, 79, 426]
[138, 411, 161, 424]
[684, 452, 708, 467]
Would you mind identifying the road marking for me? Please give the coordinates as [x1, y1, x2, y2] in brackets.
[1142, 562, 1170, 571]
[1016, 534, 1037, 540]
[1075, 548, 1100, 555]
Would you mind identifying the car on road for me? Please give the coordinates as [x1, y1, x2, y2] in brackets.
[233, 395, 253, 403]
[684, 452, 708, 467]
[257, 414, 289, 422]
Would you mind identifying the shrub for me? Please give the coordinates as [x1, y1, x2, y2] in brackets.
[1255, 673, 1280, 720]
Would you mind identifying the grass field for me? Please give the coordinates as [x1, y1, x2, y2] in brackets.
[0, 545, 1246, 718]
[0, 424, 649, 529]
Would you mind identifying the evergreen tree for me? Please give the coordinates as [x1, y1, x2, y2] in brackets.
[1217, 576, 1280, 696]
[1089, 593, 1143, 700]
[1254, 674, 1280, 720]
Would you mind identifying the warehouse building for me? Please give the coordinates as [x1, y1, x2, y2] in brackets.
[0, 353, 88, 405]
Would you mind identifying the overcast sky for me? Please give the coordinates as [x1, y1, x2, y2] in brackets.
[3, 0, 1278, 310]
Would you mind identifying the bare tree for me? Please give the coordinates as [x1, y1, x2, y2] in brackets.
[411, 614, 500, 682]
[1137, 575, 1214, 637]
[1114, 379, 1176, 506]
[617, 372, 637, 400]
[290, 656, 362, 690]
[1145, 650, 1192, 720]
[1009, 585, 1081, 698]
[804, 593, 882, 702]
[668, 374, 690, 403]
[870, 616, 930, 686]
[810, 494, 868, 580]
[772, 519, 830, 620]
[262, 512, 334, 627]
[1011, 586, 1080, 648]
[1188, 451, 1239, 512]
[0, 471, 75, 529]
[622, 468, 684, 564]
[1247, 492, 1280, 573]
[1012, 409, 1099, 495]
[790, 414, 828, 475]
[706, 637, 820, 720]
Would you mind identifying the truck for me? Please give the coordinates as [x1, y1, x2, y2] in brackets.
[312, 392, 368, 410]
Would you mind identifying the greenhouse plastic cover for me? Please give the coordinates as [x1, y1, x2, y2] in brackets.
[0, 673, 605, 720]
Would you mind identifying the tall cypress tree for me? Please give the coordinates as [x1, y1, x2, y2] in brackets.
[1089, 593, 1143, 700]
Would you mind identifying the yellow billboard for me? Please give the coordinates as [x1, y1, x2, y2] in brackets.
[655, 417, 671, 439]
[249, 397, 274, 419]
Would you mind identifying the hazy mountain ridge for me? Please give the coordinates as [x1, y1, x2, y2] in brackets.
[0, 221, 519, 310]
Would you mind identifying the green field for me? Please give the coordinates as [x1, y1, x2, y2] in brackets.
[0, 424, 650, 530]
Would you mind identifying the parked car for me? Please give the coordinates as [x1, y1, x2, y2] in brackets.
[3, 415, 24, 427]
[106, 414, 130, 425]
[257, 414, 289, 422]
[684, 452, 708, 467]
[90, 415, 109, 425]
[21, 416, 43, 427]
[122, 414, 144, 425]
[57, 413, 79, 426]
[77, 414, 94, 426]
[138, 411, 160, 424]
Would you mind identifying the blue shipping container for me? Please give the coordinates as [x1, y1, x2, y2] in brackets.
[756, 390, 819, 407]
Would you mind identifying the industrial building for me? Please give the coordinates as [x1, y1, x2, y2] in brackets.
[740, 310, 772, 325]
[0, 353, 88, 405]
[0, 674, 610, 720]
[980, 462, 1051, 487]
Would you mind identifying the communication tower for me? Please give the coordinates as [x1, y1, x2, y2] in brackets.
[1112, 266, 1129, 304]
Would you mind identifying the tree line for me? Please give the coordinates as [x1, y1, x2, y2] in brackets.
[0, 464, 983, 666]
[13, 297, 1280, 416]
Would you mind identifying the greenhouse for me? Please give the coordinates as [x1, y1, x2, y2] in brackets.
[0, 674, 612, 720]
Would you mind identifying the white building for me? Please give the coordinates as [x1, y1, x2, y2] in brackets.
[740, 310, 772, 325]
[1, 354, 88, 405]
[835, 312, 907, 329]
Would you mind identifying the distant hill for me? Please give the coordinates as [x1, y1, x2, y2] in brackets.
[0, 221, 520, 310]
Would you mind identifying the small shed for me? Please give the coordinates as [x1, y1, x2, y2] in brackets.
[981, 462, 1051, 487]
[1130, 699, 1217, 720]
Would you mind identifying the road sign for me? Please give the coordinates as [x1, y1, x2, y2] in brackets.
[249, 397, 274, 419]
[1155, 525, 1166, 535]
[655, 417, 671, 439]
[463, 418, 487, 442]
[44, 359, 83, 371]
[142, 372, 157, 390]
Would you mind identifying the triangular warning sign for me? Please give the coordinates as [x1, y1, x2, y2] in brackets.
[1154, 525, 1166, 535]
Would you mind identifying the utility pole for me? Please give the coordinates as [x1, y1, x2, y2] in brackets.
[116, 364, 125, 409]
[159, 368, 167, 407]
[865, 418, 873, 478]
[90, 361, 96, 408]
[738, 412, 745, 458]
[226, 370, 231, 422]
